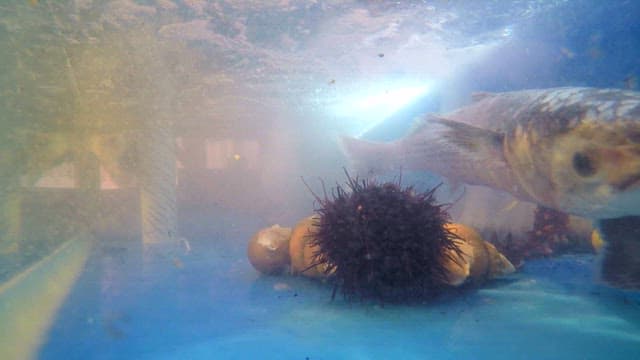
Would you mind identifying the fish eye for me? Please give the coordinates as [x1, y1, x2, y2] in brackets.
[572, 152, 597, 177]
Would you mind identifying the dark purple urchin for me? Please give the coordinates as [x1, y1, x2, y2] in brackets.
[308, 171, 463, 303]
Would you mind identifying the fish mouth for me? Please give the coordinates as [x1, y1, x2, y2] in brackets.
[614, 172, 640, 192]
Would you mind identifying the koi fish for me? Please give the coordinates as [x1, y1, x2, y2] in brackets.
[341, 87, 640, 288]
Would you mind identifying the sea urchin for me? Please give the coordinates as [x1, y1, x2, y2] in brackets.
[307, 170, 463, 303]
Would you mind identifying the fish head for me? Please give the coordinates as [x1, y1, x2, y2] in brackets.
[549, 119, 640, 218]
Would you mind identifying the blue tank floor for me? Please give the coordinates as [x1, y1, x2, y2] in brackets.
[39, 224, 640, 360]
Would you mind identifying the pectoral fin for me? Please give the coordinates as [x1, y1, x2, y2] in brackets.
[414, 116, 519, 194]
[429, 116, 504, 156]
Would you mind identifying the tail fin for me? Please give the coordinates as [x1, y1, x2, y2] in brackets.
[338, 136, 398, 177]
[598, 216, 640, 289]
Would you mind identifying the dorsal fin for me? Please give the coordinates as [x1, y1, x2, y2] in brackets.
[471, 92, 497, 102]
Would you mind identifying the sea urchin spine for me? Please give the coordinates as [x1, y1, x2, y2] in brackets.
[307, 170, 463, 303]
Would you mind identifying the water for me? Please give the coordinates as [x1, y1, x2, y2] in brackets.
[1, 0, 640, 359]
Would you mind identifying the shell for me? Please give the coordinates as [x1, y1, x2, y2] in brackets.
[289, 215, 331, 278]
[247, 224, 292, 275]
[442, 223, 515, 286]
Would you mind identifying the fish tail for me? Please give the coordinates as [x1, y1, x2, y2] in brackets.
[339, 136, 399, 177]
[598, 216, 640, 289]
